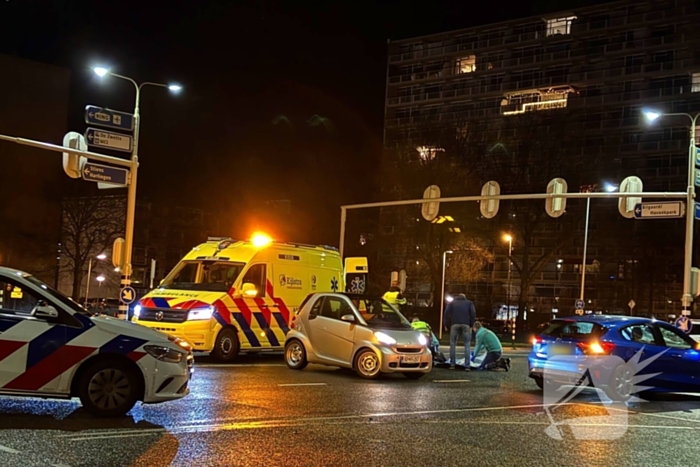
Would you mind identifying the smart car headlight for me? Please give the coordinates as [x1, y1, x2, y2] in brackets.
[418, 333, 428, 346]
[187, 306, 214, 321]
[374, 331, 397, 345]
[144, 345, 184, 363]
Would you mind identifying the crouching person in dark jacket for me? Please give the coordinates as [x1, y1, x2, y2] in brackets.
[443, 293, 476, 370]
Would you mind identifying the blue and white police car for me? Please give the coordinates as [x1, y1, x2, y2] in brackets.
[0, 267, 193, 417]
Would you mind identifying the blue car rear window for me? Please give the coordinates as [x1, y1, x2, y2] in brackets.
[542, 320, 605, 338]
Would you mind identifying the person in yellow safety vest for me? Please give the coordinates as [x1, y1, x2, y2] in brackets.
[382, 281, 407, 309]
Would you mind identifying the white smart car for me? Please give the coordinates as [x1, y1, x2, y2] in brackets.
[0, 267, 193, 417]
[285, 293, 432, 379]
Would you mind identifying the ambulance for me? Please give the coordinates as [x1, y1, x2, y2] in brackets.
[132, 235, 367, 362]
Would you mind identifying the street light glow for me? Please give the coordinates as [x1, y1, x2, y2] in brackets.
[96, 275, 105, 283]
[96, 253, 107, 260]
[93, 67, 109, 77]
[446, 250, 454, 254]
[503, 234, 513, 242]
[168, 84, 183, 93]
[643, 109, 662, 122]
[604, 183, 618, 192]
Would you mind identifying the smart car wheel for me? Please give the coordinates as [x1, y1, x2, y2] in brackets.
[605, 363, 635, 402]
[212, 328, 240, 363]
[78, 359, 140, 418]
[354, 349, 381, 379]
[285, 339, 308, 370]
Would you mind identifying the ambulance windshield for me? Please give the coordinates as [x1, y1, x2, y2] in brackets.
[160, 260, 245, 292]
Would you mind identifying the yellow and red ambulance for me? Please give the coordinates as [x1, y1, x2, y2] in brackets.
[132, 234, 366, 362]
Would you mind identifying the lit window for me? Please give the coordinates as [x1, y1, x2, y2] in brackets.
[692, 72, 700, 93]
[454, 55, 476, 74]
[501, 86, 575, 116]
[545, 16, 576, 36]
[416, 146, 444, 161]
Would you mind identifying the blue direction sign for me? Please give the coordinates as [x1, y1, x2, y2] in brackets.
[120, 287, 137, 305]
[85, 106, 134, 131]
[85, 128, 133, 153]
[633, 201, 684, 219]
[696, 147, 700, 167]
[696, 170, 700, 188]
[696, 202, 700, 221]
[82, 162, 129, 186]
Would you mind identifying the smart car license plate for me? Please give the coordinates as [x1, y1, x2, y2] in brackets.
[548, 344, 574, 356]
[401, 355, 421, 364]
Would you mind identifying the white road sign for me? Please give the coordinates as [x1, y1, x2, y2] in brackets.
[85, 128, 133, 153]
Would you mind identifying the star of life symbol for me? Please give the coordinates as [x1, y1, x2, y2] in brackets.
[330, 277, 339, 292]
[542, 347, 665, 440]
[350, 277, 365, 294]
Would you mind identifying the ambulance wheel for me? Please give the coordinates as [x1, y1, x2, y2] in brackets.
[78, 359, 141, 418]
[285, 339, 308, 370]
[212, 328, 240, 362]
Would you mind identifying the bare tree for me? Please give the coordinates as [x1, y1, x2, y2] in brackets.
[61, 195, 125, 300]
[467, 112, 603, 333]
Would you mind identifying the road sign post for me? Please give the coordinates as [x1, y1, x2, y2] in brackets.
[480, 181, 500, 218]
[82, 162, 129, 186]
[85, 106, 135, 131]
[85, 128, 133, 153]
[628, 299, 636, 316]
[633, 201, 685, 219]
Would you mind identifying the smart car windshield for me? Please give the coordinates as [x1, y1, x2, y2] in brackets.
[159, 260, 245, 292]
[348, 296, 412, 329]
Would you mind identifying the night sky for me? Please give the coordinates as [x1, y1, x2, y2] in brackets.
[0, 0, 610, 246]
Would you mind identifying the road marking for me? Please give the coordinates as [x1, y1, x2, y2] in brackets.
[0, 444, 19, 454]
[277, 383, 327, 387]
[433, 380, 471, 383]
[196, 364, 286, 368]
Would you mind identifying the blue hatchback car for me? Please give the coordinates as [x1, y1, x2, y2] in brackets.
[528, 315, 700, 400]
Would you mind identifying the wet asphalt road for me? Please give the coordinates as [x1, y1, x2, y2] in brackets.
[1, 350, 700, 467]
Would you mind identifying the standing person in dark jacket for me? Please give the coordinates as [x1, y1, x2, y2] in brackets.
[443, 293, 476, 370]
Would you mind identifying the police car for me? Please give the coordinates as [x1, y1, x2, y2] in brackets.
[0, 267, 193, 417]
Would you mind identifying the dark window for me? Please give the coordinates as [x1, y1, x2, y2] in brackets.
[657, 325, 694, 350]
[241, 264, 267, 298]
[0, 278, 40, 315]
[620, 324, 657, 345]
[625, 54, 644, 74]
[319, 297, 350, 320]
[542, 320, 606, 338]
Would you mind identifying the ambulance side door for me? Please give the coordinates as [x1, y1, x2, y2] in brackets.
[240, 263, 279, 346]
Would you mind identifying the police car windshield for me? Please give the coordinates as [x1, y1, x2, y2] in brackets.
[160, 260, 245, 292]
[24, 275, 93, 316]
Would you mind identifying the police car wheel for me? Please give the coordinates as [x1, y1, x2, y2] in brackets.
[78, 359, 140, 417]
[285, 339, 308, 370]
[212, 328, 240, 363]
[354, 349, 381, 379]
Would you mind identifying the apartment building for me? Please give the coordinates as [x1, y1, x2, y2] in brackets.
[381, 0, 700, 318]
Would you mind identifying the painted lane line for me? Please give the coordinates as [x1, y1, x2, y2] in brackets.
[0, 444, 19, 454]
[278, 383, 327, 387]
[433, 380, 471, 383]
[55, 428, 167, 439]
[65, 432, 167, 442]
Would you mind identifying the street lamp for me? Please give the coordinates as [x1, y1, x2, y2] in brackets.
[438, 250, 454, 340]
[579, 182, 617, 302]
[93, 66, 181, 319]
[644, 108, 698, 315]
[84, 253, 106, 307]
[96, 275, 105, 302]
[503, 234, 515, 349]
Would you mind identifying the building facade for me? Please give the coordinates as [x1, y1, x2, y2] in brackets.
[381, 0, 700, 319]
